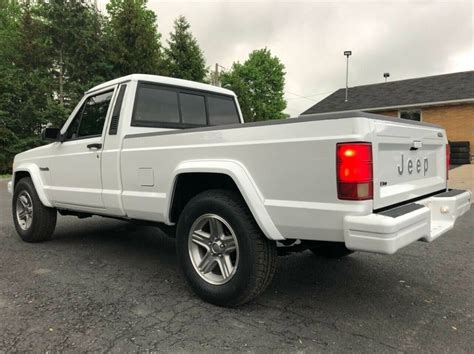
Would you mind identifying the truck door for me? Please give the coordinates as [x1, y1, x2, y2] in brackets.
[48, 89, 114, 210]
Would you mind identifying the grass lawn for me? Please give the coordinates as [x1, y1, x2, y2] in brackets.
[0, 174, 11, 180]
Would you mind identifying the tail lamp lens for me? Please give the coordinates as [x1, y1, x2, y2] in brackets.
[446, 144, 450, 180]
[337, 142, 373, 200]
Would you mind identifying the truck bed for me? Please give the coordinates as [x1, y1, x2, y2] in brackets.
[119, 111, 446, 241]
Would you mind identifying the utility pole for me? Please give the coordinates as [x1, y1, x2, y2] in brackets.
[213, 63, 226, 86]
[344, 51, 352, 102]
[214, 63, 219, 86]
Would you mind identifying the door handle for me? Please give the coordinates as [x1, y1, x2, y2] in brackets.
[87, 143, 102, 150]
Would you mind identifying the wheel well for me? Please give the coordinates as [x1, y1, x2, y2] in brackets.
[14, 171, 31, 187]
[170, 173, 240, 223]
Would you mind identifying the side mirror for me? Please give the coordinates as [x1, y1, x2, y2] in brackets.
[41, 127, 61, 141]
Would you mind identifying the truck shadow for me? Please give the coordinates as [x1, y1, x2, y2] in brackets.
[51, 216, 179, 270]
[48, 215, 430, 313]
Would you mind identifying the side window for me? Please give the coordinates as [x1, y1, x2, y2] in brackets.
[64, 91, 113, 140]
[65, 105, 83, 140]
[109, 85, 127, 135]
[207, 96, 240, 126]
[77, 91, 113, 137]
[179, 93, 206, 126]
[133, 84, 180, 125]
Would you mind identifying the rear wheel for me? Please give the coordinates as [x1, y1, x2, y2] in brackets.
[12, 177, 57, 242]
[309, 242, 354, 259]
[176, 189, 277, 307]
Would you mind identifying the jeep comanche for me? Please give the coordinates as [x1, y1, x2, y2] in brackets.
[9, 74, 471, 306]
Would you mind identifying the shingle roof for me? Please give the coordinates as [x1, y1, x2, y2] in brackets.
[301, 71, 474, 115]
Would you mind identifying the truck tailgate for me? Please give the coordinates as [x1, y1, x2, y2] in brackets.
[372, 120, 447, 210]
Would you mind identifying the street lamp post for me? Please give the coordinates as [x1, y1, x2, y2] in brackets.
[344, 51, 352, 102]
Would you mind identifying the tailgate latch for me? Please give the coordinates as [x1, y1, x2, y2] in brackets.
[410, 140, 423, 150]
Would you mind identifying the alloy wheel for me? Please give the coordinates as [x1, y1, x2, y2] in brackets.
[188, 213, 239, 285]
[16, 190, 34, 231]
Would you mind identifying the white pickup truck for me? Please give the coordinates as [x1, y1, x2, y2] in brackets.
[9, 74, 471, 306]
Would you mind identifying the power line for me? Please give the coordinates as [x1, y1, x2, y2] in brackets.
[285, 90, 335, 101]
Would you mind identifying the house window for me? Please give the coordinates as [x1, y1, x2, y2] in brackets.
[399, 110, 422, 121]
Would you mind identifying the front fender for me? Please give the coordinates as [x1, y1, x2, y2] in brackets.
[166, 159, 284, 241]
[13, 163, 53, 208]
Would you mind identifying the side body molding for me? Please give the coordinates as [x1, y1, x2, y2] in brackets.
[166, 160, 284, 241]
[14, 163, 53, 207]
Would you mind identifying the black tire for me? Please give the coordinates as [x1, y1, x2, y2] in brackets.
[449, 141, 469, 148]
[176, 189, 277, 307]
[451, 159, 470, 165]
[451, 146, 469, 153]
[12, 177, 57, 242]
[309, 242, 354, 259]
[450, 152, 470, 160]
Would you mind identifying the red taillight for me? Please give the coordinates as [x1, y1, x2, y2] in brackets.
[446, 144, 450, 180]
[337, 142, 373, 200]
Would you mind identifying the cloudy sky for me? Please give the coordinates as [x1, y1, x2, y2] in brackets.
[99, 0, 473, 116]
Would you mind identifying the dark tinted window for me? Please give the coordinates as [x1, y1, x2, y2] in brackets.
[134, 84, 180, 124]
[65, 106, 83, 140]
[207, 96, 239, 125]
[77, 91, 113, 137]
[64, 91, 112, 140]
[180, 93, 206, 126]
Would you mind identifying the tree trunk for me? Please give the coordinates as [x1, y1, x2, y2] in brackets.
[59, 49, 64, 106]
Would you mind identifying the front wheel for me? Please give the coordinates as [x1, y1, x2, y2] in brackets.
[176, 189, 277, 307]
[12, 177, 57, 242]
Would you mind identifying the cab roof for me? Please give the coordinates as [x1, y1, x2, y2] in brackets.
[86, 74, 236, 96]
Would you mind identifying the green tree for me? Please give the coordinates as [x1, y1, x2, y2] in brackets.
[0, 2, 55, 135]
[0, 1, 19, 173]
[0, 0, 20, 68]
[221, 48, 286, 122]
[164, 15, 207, 82]
[39, 0, 111, 107]
[106, 0, 163, 77]
[0, 2, 54, 172]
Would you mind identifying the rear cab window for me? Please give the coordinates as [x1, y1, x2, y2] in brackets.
[131, 81, 240, 129]
[207, 95, 240, 126]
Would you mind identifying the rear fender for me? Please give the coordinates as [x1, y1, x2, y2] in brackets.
[166, 159, 284, 241]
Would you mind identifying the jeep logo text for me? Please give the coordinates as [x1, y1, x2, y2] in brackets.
[397, 153, 428, 176]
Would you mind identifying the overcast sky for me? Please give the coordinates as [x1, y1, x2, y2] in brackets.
[98, 0, 473, 116]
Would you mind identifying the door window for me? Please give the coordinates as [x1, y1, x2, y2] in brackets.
[64, 91, 113, 140]
[77, 91, 113, 137]
[65, 106, 83, 140]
